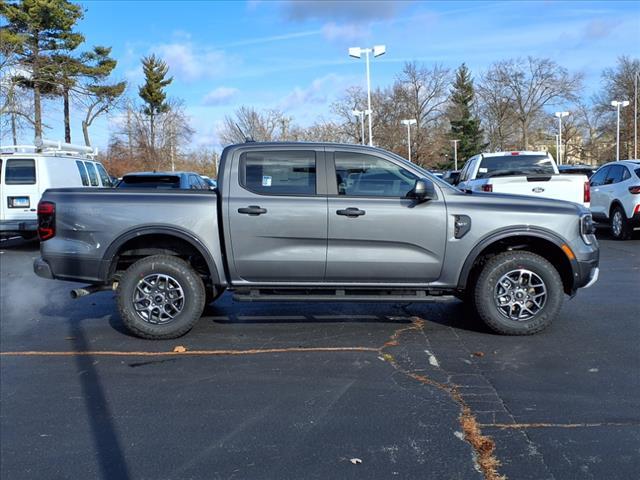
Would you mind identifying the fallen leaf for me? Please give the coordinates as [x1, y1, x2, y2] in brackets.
[350, 458, 362, 465]
[173, 346, 187, 353]
[472, 351, 485, 357]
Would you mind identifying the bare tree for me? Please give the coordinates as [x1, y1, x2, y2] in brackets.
[485, 57, 582, 149]
[394, 62, 451, 164]
[218, 106, 290, 145]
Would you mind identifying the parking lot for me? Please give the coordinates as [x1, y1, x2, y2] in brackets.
[1, 232, 638, 480]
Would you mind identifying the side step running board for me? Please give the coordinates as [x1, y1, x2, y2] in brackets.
[232, 288, 456, 303]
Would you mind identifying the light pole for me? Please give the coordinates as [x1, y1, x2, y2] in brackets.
[611, 100, 630, 161]
[352, 109, 366, 145]
[451, 139, 460, 170]
[634, 71, 638, 159]
[401, 119, 417, 161]
[554, 111, 569, 165]
[349, 45, 386, 146]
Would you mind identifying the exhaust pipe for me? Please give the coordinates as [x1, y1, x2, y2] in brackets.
[70, 284, 115, 299]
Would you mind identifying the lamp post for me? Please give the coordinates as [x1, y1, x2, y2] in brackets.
[634, 71, 638, 160]
[352, 109, 367, 145]
[400, 119, 417, 161]
[611, 100, 630, 161]
[349, 45, 386, 146]
[451, 139, 460, 170]
[554, 111, 569, 165]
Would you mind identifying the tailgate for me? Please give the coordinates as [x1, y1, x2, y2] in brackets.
[490, 174, 588, 206]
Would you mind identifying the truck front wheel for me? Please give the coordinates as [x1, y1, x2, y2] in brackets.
[117, 255, 206, 339]
[473, 251, 563, 335]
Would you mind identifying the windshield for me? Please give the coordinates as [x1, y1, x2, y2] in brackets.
[477, 155, 554, 178]
[118, 175, 181, 189]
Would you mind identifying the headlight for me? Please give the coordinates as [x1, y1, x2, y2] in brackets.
[580, 213, 596, 245]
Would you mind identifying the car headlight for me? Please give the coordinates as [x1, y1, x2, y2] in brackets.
[580, 213, 596, 245]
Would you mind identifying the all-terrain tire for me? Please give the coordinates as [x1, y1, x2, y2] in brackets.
[117, 255, 205, 339]
[473, 251, 564, 335]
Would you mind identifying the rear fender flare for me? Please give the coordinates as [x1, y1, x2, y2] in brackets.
[100, 226, 222, 286]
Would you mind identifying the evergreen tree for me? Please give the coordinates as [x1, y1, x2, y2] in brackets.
[78, 46, 126, 146]
[1, 0, 84, 139]
[138, 54, 172, 151]
[449, 63, 486, 166]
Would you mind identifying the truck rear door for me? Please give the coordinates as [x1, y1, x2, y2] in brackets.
[226, 147, 328, 283]
[490, 174, 589, 205]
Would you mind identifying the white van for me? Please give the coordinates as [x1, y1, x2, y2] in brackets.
[1, 140, 113, 239]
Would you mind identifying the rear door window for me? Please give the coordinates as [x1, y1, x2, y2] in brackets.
[96, 163, 112, 187]
[75, 160, 90, 186]
[240, 150, 317, 196]
[84, 162, 99, 186]
[5, 158, 36, 184]
[605, 165, 624, 185]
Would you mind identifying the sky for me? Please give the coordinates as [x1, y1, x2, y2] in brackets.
[6, 0, 640, 151]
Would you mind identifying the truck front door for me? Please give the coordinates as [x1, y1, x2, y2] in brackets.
[226, 148, 328, 283]
[326, 150, 447, 284]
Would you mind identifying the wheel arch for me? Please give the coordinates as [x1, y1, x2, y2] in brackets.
[101, 226, 223, 287]
[457, 228, 578, 295]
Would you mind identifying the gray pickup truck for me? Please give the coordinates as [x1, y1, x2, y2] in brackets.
[34, 142, 599, 339]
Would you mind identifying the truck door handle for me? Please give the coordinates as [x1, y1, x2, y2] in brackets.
[238, 205, 267, 216]
[336, 207, 365, 217]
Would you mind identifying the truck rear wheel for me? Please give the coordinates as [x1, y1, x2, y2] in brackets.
[117, 255, 206, 339]
[473, 251, 563, 335]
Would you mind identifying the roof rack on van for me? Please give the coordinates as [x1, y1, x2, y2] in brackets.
[0, 138, 98, 158]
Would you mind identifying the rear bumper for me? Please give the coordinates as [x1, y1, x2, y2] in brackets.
[0, 219, 37, 233]
[629, 212, 640, 228]
[33, 255, 106, 283]
[33, 257, 54, 279]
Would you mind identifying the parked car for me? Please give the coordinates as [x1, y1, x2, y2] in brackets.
[200, 175, 217, 189]
[116, 171, 210, 190]
[558, 164, 596, 178]
[442, 170, 460, 185]
[34, 142, 599, 339]
[1, 139, 111, 239]
[456, 151, 590, 207]
[589, 160, 640, 240]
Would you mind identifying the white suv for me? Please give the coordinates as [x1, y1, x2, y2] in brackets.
[589, 160, 640, 240]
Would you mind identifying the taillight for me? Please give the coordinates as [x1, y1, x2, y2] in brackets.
[584, 181, 590, 203]
[37, 201, 56, 241]
[481, 184, 493, 192]
[629, 186, 640, 194]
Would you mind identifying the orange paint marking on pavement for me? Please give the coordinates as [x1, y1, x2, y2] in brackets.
[0, 346, 378, 357]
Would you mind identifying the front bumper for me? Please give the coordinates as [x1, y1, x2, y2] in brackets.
[573, 247, 600, 291]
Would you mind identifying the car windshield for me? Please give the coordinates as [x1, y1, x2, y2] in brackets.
[118, 175, 181, 189]
[477, 155, 554, 178]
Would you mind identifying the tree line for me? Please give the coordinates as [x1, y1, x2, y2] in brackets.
[2, 0, 638, 176]
[221, 55, 639, 169]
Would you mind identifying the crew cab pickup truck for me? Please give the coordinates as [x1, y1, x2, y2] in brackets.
[34, 143, 599, 339]
[456, 151, 591, 207]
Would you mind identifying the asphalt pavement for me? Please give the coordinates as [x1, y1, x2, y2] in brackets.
[1, 233, 638, 480]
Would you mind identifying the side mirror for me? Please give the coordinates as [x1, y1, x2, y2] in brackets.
[407, 178, 436, 202]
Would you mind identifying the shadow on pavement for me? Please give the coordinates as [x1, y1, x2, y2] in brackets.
[68, 319, 131, 480]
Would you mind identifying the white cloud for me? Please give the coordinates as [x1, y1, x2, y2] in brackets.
[154, 41, 231, 82]
[283, 0, 408, 22]
[278, 73, 349, 112]
[202, 87, 240, 106]
[322, 22, 371, 42]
